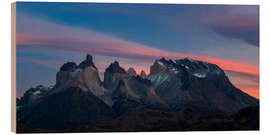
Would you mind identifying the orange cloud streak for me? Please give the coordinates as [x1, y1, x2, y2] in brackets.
[17, 31, 259, 98]
[234, 83, 259, 99]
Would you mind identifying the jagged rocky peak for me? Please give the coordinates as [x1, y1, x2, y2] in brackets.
[176, 57, 225, 78]
[60, 62, 77, 71]
[112, 75, 168, 114]
[150, 57, 169, 75]
[59, 54, 96, 72]
[104, 61, 128, 90]
[56, 54, 99, 89]
[55, 54, 113, 106]
[160, 57, 167, 62]
[127, 67, 137, 76]
[178, 57, 222, 72]
[105, 61, 126, 74]
[140, 70, 147, 79]
[150, 57, 224, 78]
[86, 54, 93, 61]
[79, 54, 97, 69]
[19, 85, 52, 106]
[147, 57, 258, 112]
[56, 62, 78, 87]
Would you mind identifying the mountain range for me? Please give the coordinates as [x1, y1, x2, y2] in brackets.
[16, 54, 259, 133]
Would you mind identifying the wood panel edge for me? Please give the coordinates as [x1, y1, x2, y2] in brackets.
[11, 2, 16, 133]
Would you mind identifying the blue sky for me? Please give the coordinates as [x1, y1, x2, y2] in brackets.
[16, 2, 259, 98]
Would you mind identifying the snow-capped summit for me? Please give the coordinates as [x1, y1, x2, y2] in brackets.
[150, 57, 223, 78]
[17, 54, 259, 131]
[176, 57, 223, 77]
[148, 57, 258, 112]
[18, 85, 52, 105]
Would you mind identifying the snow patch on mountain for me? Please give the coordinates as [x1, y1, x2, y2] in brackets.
[148, 74, 171, 86]
[193, 73, 206, 78]
[186, 57, 196, 63]
[157, 61, 165, 67]
[33, 90, 41, 95]
[170, 67, 179, 74]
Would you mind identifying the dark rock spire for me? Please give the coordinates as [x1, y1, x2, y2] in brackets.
[78, 54, 97, 69]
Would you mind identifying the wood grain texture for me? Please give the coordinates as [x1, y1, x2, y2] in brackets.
[11, 2, 16, 133]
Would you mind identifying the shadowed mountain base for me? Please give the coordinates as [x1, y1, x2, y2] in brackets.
[17, 105, 259, 133]
[16, 54, 259, 133]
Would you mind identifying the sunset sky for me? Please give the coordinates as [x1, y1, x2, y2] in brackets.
[16, 2, 259, 98]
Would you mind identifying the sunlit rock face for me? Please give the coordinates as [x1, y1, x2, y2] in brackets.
[54, 54, 112, 106]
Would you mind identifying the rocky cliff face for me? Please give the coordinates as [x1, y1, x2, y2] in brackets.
[16, 54, 259, 132]
[17, 55, 116, 131]
[148, 57, 258, 112]
[54, 54, 112, 106]
[103, 61, 128, 90]
[17, 87, 115, 131]
[103, 61, 168, 115]
[18, 85, 52, 106]
[112, 76, 168, 115]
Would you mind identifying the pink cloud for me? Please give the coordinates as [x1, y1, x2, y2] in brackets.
[17, 32, 259, 76]
[16, 15, 259, 98]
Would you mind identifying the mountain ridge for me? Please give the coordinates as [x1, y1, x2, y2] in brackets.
[16, 54, 259, 132]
